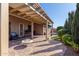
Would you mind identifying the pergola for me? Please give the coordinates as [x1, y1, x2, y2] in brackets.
[9, 3, 52, 24]
[0, 3, 53, 55]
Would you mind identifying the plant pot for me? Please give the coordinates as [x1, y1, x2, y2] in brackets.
[73, 48, 79, 53]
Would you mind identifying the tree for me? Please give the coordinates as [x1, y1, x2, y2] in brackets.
[72, 3, 79, 44]
[64, 19, 68, 29]
[57, 29, 65, 39]
[57, 26, 63, 31]
[64, 12, 74, 34]
[64, 19, 70, 34]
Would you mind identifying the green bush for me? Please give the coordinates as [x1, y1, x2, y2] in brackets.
[72, 41, 79, 50]
[57, 26, 63, 31]
[62, 34, 72, 45]
[57, 29, 65, 39]
[51, 35, 60, 40]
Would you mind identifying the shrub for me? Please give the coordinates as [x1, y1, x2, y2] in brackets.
[72, 42, 79, 49]
[57, 26, 63, 31]
[72, 41, 79, 53]
[57, 29, 65, 39]
[62, 34, 72, 45]
[51, 35, 60, 40]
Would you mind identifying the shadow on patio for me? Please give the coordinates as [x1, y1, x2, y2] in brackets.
[14, 45, 27, 50]
[29, 42, 65, 56]
[9, 36, 45, 48]
[35, 43, 53, 47]
[9, 37, 31, 48]
[9, 35, 67, 56]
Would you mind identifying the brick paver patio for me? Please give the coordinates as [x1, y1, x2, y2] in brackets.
[9, 35, 67, 56]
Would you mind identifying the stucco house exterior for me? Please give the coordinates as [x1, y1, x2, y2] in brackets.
[9, 3, 53, 38]
[0, 3, 53, 55]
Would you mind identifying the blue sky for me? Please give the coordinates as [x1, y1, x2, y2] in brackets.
[40, 3, 76, 28]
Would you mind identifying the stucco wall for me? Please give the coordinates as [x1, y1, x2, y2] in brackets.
[43, 25, 51, 36]
[9, 15, 31, 36]
[9, 15, 51, 37]
[34, 23, 43, 35]
[9, 15, 44, 36]
[48, 28, 51, 36]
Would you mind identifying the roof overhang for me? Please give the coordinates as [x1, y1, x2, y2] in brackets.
[9, 3, 53, 24]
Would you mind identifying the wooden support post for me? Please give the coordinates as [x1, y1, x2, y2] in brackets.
[51, 23, 53, 36]
[43, 25, 44, 35]
[46, 20, 48, 40]
[42, 24, 44, 38]
[31, 22, 34, 39]
[0, 3, 9, 56]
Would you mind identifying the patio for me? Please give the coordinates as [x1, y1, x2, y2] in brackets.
[9, 35, 67, 56]
[0, 3, 53, 55]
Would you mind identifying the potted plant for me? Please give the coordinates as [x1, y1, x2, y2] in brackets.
[72, 42, 79, 53]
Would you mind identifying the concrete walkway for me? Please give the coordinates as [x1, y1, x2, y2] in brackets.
[9, 36, 67, 56]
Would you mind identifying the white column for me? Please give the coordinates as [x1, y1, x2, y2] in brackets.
[31, 22, 34, 39]
[46, 21, 48, 40]
[0, 3, 9, 56]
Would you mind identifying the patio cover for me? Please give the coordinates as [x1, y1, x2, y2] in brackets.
[9, 3, 53, 24]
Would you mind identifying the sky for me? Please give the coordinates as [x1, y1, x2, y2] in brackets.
[40, 3, 76, 28]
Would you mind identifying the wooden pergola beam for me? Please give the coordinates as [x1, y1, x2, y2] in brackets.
[9, 13, 32, 22]
[16, 10, 39, 19]
[17, 9, 32, 15]
[26, 11, 35, 14]
[9, 13, 43, 24]
[22, 15, 30, 18]
[11, 10, 21, 15]
[9, 3, 51, 24]
[10, 4, 26, 13]
[30, 14, 39, 17]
